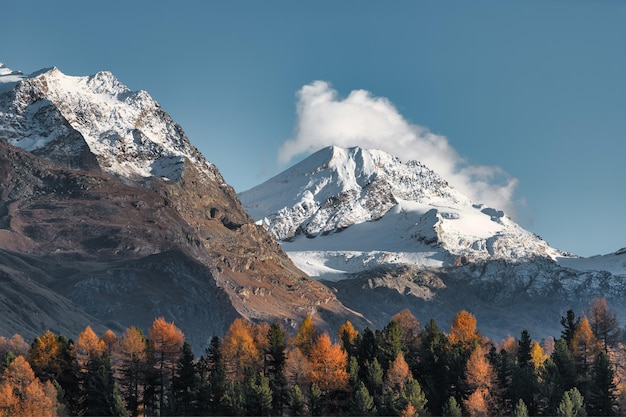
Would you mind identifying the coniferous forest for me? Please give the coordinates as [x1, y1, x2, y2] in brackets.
[1, 297, 625, 416]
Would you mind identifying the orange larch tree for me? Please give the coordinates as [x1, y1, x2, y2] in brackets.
[391, 309, 421, 343]
[221, 317, 262, 381]
[0, 355, 61, 417]
[385, 352, 411, 392]
[149, 317, 185, 413]
[284, 347, 310, 389]
[100, 329, 118, 357]
[464, 345, 496, 415]
[588, 297, 619, 351]
[449, 310, 480, 348]
[465, 345, 495, 392]
[464, 388, 489, 417]
[115, 326, 147, 415]
[571, 315, 601, 395]
[75, 326, 106, 372]
[307, 332, 349, 393]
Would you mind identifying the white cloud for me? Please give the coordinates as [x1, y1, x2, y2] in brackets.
[279, 81, 519, 215]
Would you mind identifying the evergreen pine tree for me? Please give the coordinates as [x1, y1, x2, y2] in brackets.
[352, 381, 376, 416]
[224, 379, 245, 416]
[552, 338, 577, 392]
[142, 339, 161, 416]
[289, 384, 306, 416]
[588, 351, 616, 416]
[172, 341, 198, 415]
[517, 330, 533, 367]
[556, 387, 587, 417]
[82, 352, 129, 416]
[266, 322, 288, 415]
[309, 382, 324, 416]
[363, 358, 384, 397]
[561, 310, 581, 348]
[404, 378, 428, 416]
[348, 355, 360, 385]
[356, 327, 378, 379]
[512, 330, 537, 415]
[206, 336, 227, 414]
[378, 320, 404, 370]
[244, 370, 273, 416]
[512, 398, 529, 417]
[442, 396, 462, 417]
[416, 318, 450, 416]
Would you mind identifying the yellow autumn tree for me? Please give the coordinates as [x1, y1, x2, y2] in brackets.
[29, 331, 63, 382]
[449, 310, 480, 348]
[530, 341, 546, 370]
[572, 316, 601, 386]
[337, 320, 359, 352]
[222, 318, 262, 381]
[292, 314, 318, 358]
[75, 326, 106, 371]
[308, 332, 349, 392]
[149, 317, 185, 412]
[115, 326, 147, 415]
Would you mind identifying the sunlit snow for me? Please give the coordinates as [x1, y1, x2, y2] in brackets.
[0, 65, 215, 181]
[239, 146, 565, 279]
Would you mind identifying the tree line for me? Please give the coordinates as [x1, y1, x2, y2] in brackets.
[0, 297, 624, 416]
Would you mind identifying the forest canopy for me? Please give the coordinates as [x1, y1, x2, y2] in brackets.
[0, 297, 624, 416]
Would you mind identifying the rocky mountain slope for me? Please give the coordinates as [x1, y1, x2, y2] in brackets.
[0, 64, 366, 349]
[239, 146, 626, 339]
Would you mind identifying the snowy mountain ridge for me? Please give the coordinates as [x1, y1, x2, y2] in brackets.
[0, 63, 366, 346]
[240, 146, 581, 280]
[2, 61, 626, 341]
[0, 64, 216, 182]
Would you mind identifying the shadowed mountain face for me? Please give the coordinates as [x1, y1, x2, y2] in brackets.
[0, 67, 367, 351]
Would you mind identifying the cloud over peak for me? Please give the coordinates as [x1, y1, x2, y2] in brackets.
[279, 81, 519, 215]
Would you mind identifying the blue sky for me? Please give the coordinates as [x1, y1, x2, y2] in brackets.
[3, 1, 625, 257]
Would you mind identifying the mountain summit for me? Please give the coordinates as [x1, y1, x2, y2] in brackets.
[240, 145, 563, 279]
[240, 145, 626, 339]
[0, 64, 213, 180]
[0, 65, 366, 349]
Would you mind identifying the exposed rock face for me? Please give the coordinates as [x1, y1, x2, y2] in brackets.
[0, 66, 367, 350]
[323, 259, 626, 342]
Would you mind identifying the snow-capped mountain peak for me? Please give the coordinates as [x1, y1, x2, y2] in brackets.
[239, 145, 564, 279]
[0, 65, 215, 181]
